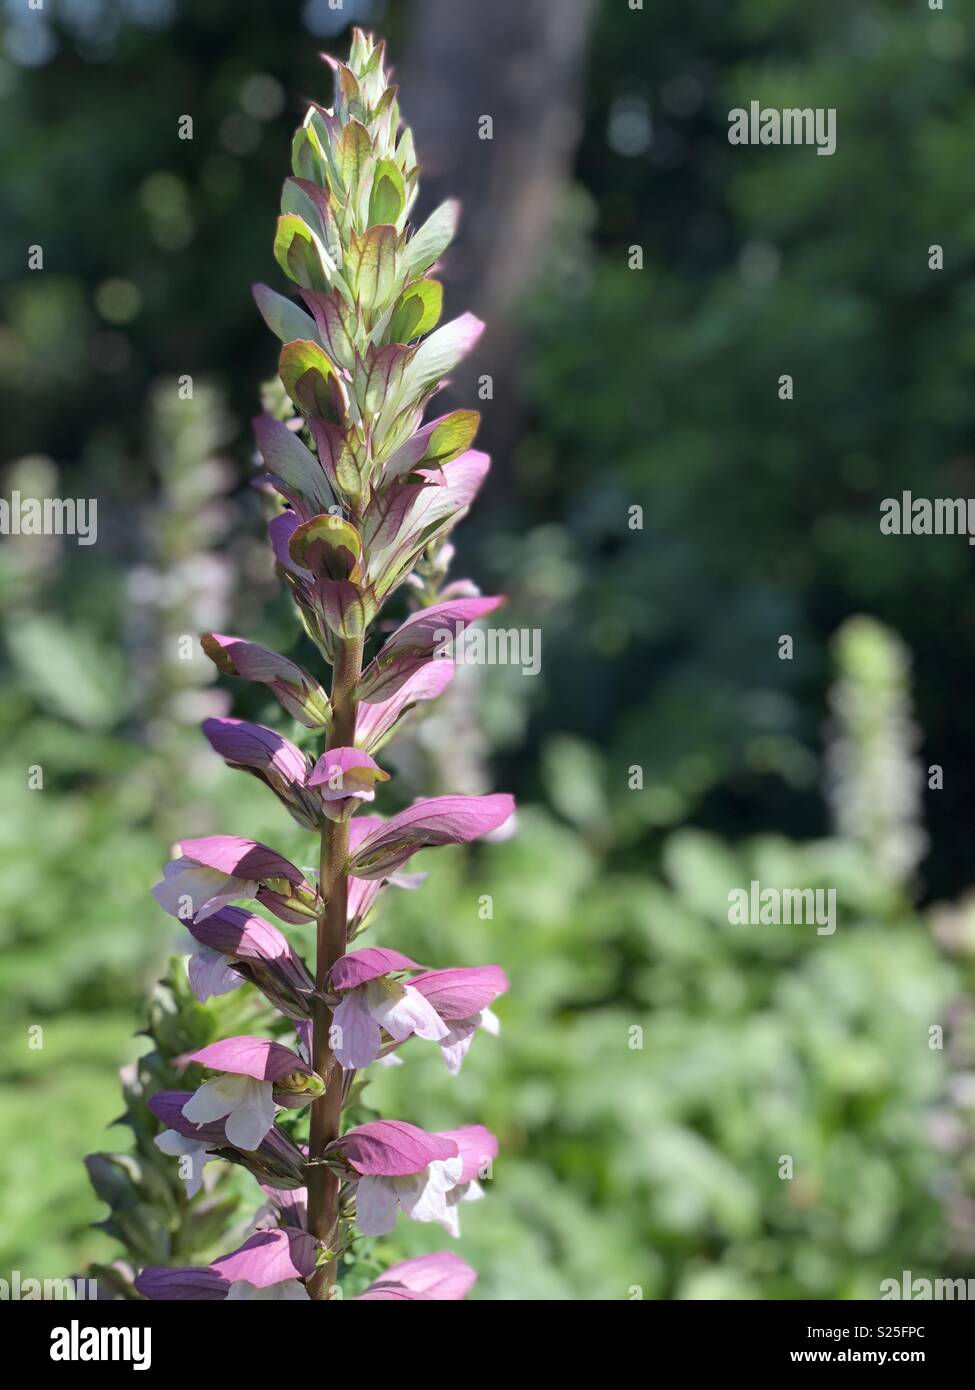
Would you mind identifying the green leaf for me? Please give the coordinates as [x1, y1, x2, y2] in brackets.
[313, 419, 367, 500]
[252, 284, 319, 345]
[281, 178, 339, 261]
[401, 311, 483, 397]
[388, 280, 443, 342]
[278, 339, 338, 419]
[405, 198, 458, 274]
[346, 224, 400, 314]
[291, 125, 326, 185]
[303, 290, 357, 372]
[288, 513, 364, 578]
[396, 127, 417, 177]
[354, 344, 409, 421]
[358, 38, 384, 82]
[349, 27, 371, 70]
[334, 63, 369, 124]
[425, 408, 481, 465]
[319, 580, 378, 641]
[368, 159, 406, 227]
[338, 119, 373, 190]
[255, 416, 333, 514]
[373, 85, 398, 131]
[273, 215, 332, 292]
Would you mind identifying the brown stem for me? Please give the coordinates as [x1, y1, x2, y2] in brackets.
[306, 632, 363, 1300]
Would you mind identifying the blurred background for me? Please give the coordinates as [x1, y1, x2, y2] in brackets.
[3, 0, 975, 1299]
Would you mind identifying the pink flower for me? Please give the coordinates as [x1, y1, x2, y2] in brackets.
[410, 965, 508, 1072]
[210, 1228, 319, 1290]
[328, 947, 448, 1069]
[224, 1280, 310, 1302]
[433, 1125, 499, 1237]
[186, 947, 242, 1004]
[401, 313, 484, 397]
[345, 816, 428, 937]
[357, 1251, 477, 1301]
[202, 718, 310, 785]
[253, 413, 334, 521]
[380, 408, 481, 485]
[285, 512, 378, 643]
[147, 1090, 306, 1191]
[363, 450, 491, 600]
[332, 1120, 462, 1236]
[202, 717, 321, 830]
[134, 1266, 232, 1301]
[355, 595, 504, 703]
[347, 793, 515, 879]
[184, 905, 316, 1020]
[137, 1240, 478, 1303]
[136, 1229, 319, 1302]
[201, 632, 331, 729]
[354, 659, 455, 754]
[308, 745, 390, 821]
[180, 1036, 324, 1150]
[152, 858, 259, 925]
[152, 835, 318, 925]
[328, 953, 506, 1072]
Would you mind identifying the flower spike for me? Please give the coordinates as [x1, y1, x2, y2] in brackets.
[121, 26, 517, 1302]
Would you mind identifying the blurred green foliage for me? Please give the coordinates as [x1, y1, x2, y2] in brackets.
[364, 817, 959, 1299]
[508, 0, 975, 894]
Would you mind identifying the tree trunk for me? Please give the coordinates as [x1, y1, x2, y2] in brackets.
[399, 0, 598, 465]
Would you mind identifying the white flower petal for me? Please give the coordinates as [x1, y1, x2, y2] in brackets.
[437, 1200, 462, 1238]
[225, 1279, 309, 1301]
[395, 1155, 464, 1228]
[439, 1021, 477, 1074]
[223, 1078, 276, 1150]
[365, 979, 449, 1044]
[181, 1073, 251, 1126]
[477, 1007, 501, 1037]
[153, 864, 257, 922]
[271, 1279, 311, 1301]
[355, 1175, 400, 1236]
[153, 1130, 201, 1158]
[187, 948, 242, 1002]
[153, 1131, 210, 1197]
[397, 985, 451, 1041]
[332, 991, 383, 1069]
